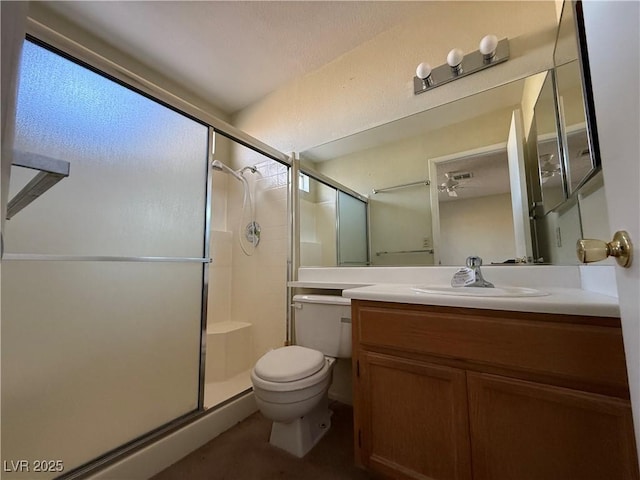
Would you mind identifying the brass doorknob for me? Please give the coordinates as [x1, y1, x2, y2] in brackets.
[576, 230, 633, 268]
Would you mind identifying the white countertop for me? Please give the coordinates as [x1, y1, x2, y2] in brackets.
[288, 281, 372, 289]
[342, 283, 620, 318]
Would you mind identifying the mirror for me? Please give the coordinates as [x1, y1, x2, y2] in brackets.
[531, 0, 608, 265]
[534, 70, 566, 213]
[301, 75, 543, 266]
[299, 175, 338, 266]
[554, 0, 600, 194]
[431, 146, 516, 265]
[299, 173, 369, 266]
[337, 190, 368, 265]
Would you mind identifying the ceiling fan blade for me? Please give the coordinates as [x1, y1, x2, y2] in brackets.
[448, 189, 458, 197]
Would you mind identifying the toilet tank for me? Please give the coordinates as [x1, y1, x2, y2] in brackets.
[293, 294, 351, 358]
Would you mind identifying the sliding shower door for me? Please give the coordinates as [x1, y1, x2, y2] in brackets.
[337, 191, 368, 265]
[2, 39, 208, 478]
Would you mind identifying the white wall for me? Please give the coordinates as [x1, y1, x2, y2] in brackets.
[233, 2, 557, 155]
[439, 193, 516, 265]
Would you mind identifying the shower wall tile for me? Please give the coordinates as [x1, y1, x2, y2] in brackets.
[208, 266, 231, 325]
[210, 175, 229, 232]
[211, 230, 233, 267]
[208, 229, 233, 327]
[255, 160, 289, 190]
[223, 155, 289, 368]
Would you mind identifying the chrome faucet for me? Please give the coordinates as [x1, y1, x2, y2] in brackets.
[465, 256, 494, 288]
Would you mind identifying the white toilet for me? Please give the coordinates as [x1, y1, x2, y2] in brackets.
[250, 294, 351, 457]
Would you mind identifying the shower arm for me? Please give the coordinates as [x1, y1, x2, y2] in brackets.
[211, 159, 259, 256]
[211, 159, 244, 181]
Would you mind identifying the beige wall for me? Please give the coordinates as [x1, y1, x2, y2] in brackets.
[539, 200, 582, 265]
[521, 71, 548, 141]
[233, 2, 557, 155]
[439, 193, 516, 265]
[555, 0, 565, 22]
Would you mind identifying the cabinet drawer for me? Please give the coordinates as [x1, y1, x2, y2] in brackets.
[354, 301, 628, 395]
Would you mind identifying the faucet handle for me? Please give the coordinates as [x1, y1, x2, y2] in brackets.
[466, 256, 483, 268]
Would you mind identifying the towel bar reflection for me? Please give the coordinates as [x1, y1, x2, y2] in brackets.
[372, 179, 430, 194]
[376, 249, 434, 256]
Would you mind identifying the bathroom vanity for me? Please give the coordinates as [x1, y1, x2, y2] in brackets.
[346, 290, 638, 480]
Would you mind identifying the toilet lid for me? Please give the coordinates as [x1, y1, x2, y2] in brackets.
[254, 346, 325, 382]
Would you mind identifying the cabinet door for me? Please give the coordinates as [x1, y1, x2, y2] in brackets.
[468, 372, 639, 480]
[358, 352, 472, 480]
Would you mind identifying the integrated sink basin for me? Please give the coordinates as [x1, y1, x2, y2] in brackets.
[412, 286, 549, 297]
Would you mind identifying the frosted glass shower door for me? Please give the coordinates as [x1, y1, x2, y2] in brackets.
[337, 191, 368, 265]
[1, 40, 208, 477]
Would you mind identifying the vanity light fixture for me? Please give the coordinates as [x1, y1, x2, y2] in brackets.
[447, 48, 464, 75]
[414, 35, 509, 95]
[479, 34, 499, 62]
[415, 62, 433, 88]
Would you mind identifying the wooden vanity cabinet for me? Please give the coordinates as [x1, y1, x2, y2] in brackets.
[351, 300, 639, 480]
[358, 352, 472, 480]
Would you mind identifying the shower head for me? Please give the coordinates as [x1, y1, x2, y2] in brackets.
[211, 159, 243, 181]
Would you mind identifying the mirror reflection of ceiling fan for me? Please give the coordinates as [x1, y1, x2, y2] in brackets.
[539, 153, 561, 183]
[438, 171, 473, 197]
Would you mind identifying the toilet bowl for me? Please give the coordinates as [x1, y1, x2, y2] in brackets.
[250, 295, 351, 457]
[251, 347, 334, 423]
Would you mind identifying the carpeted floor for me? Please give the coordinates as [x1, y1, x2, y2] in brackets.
[151, 401, 372, 480]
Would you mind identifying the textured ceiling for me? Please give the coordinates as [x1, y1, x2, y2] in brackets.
[436, 149, 511, 203]
[44, 1, 437, 114]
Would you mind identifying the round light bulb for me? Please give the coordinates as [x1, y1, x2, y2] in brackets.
[447, 48, 464, 67]
[479, 34, 499, 56]
[415, 62, 432, 80]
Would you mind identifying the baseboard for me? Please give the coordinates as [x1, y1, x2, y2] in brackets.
[88, 392, 257, 480]
[328, 391, 353, 406]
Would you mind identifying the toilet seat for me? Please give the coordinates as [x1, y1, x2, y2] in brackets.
[254, 345, 325, 382]
[251, 347, 334, 393]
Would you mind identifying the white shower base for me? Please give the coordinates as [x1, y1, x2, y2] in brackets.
[204, 368, 253, 409]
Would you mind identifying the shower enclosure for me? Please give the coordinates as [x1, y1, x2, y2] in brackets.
[205, 135, 290, 408]
[2, 39, 208, 477]
[2, 37, 290, 478]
